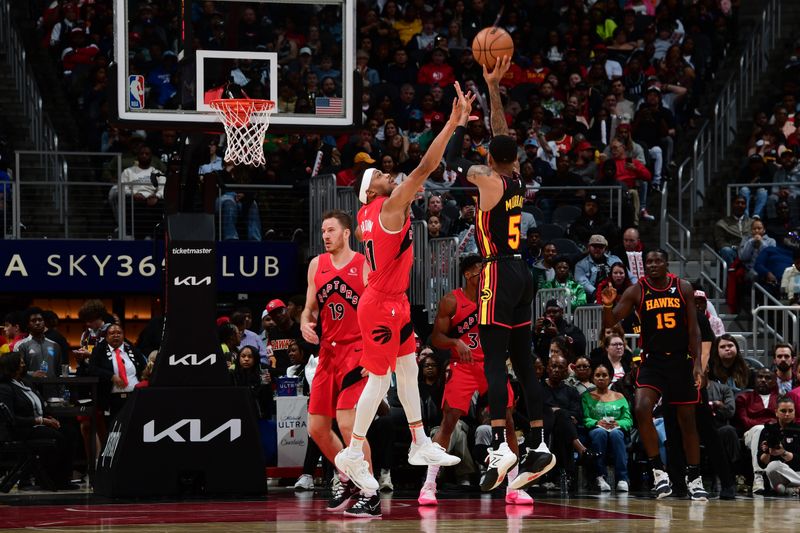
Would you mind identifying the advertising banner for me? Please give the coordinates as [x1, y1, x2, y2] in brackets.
[0, 239, 297, 293]
[276, 396, 309, 467]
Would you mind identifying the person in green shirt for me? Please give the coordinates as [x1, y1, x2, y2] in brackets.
[540, 256, 588, 310]
[582, 361, 633, 492]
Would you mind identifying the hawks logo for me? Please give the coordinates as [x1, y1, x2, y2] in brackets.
[480, 288, 493, 302]
[371, 325, 393, 344]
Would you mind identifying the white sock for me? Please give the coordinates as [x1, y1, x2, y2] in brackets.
[350, 371, 392, 447]
[507, 465, 519, 489]
[350, 434, 366, 454]
[409, 421, 429, 445]
[425, 465, 440, 485]
[361, 489, 377, 497]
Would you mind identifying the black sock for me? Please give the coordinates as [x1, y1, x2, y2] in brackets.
[491, 426, 506, 447]
[686, 464, 701, 482]
[528, 427, 544, 449]
[649, 456, 665, 472]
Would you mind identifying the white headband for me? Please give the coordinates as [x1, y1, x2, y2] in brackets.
[358, 168, 380, 204]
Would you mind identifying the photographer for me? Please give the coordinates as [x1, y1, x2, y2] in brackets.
[757, 396, 800, 495]
[533, 299, 586, 365]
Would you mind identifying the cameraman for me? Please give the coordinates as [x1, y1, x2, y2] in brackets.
[757, 396, 800, 495]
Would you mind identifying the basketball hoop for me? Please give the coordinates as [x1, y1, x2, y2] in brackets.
[209, 99, 275, 167]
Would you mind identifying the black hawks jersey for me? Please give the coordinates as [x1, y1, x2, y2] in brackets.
[476, 171, 526, 257]
[637, 274, 690, 355]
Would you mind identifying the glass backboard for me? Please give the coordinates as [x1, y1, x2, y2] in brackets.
[114, 0, 356, 131]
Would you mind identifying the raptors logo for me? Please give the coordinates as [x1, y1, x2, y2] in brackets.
[371, 325, 393, 344]
[480, 288, 493, 301]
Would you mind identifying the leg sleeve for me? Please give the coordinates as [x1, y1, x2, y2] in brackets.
[479, 324, 512, 421]
[508, 325, 543, 422]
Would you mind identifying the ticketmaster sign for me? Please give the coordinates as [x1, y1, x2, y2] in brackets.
[0, 240, 297, 292]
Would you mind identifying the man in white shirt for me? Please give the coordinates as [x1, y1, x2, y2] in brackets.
[113, 145, 166, 238]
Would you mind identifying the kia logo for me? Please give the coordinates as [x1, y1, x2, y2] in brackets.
[173, 276, 212, 286]
[143, 419, 242, 443]
[168, 353, 217, 366]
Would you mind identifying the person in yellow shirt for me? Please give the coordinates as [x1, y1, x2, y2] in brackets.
[394, 6, 422, 45]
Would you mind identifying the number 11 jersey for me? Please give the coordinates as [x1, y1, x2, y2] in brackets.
[314, 252, 366, 345]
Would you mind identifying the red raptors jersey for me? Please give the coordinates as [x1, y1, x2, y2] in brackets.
[449, 288, 484, 362]
[315, 252, 366, 344]
[357, 196, 414, 294]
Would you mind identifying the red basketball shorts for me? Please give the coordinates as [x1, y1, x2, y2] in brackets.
[308, 340, 367, 418]
[357, 288, 416, 375]
[443, 360, 514, 414]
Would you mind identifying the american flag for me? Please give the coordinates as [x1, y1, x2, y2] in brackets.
[315, 97, 343, 116]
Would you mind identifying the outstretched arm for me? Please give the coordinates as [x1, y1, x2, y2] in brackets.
[483, 55, 511, 137]
[384, 83, 474, 212]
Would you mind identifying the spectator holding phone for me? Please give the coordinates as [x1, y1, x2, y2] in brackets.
[757, 396, 800, 495]
[583, 361, 633, 492]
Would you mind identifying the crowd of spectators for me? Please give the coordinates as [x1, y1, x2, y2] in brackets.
[27, 0, 742, 240]
[4, 262, 800, 498]
[13, 0, 800, 501]
[713, 51, 800, 311]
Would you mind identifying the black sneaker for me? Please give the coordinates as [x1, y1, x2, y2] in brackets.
[327, 478, 360, 512]
[508, 447, 556, 491]
[343, 492, 382, 518]
[719, 484, 736, 500]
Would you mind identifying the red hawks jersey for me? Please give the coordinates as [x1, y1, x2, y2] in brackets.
[449, 288, 484, 362]
[314, 252, 366, 344]
[357, 196, 414, 295]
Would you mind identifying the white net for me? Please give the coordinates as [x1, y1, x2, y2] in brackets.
[209, 99, 275, 167]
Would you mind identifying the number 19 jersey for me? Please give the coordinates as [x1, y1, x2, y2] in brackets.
[314, 252, 366, 345]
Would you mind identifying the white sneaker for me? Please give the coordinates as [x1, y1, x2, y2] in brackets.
[293, 474, 315, 491]
[752, 472, 765, 495]
[616, 480, 629, 492]
[408, 440, 461, 467]
[597, 476, 611, 492]
[480, 442, 518, 492]
[378, 469, 394, 492]
[418, 481, 438, 506]
[335, 448, 379, 492]
[687, 476, 708, 502]
[653, 469, 672, 499]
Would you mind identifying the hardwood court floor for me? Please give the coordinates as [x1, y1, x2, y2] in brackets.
[0, 489, 798, 532]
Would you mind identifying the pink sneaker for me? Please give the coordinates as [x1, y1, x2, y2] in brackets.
[418, 482, 438, 506]
[505, 489, 534, 505]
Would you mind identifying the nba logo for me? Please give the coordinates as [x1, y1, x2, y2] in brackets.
[129, 75, 145, 109]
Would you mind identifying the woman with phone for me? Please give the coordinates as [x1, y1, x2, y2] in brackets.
[582, 361, 633, 492]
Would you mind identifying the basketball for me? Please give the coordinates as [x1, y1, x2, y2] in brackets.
[471, 27, 514, 70]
